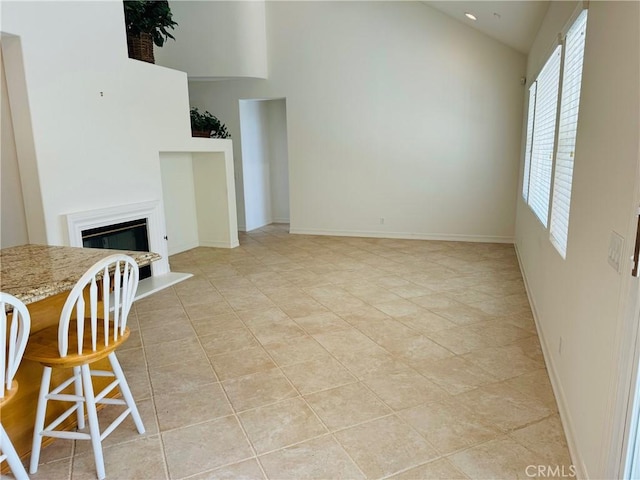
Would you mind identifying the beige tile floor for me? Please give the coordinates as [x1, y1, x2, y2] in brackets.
[27, 224, 573, 480]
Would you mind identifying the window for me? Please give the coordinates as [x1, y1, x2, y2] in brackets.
[522, 9, 588, 258]
[550, 10, 589, 258]
[522, 83, 537, 201]
[523, 46, 562, 226]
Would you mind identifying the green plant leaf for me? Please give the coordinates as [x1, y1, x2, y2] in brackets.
[190, 107, 231, 138]
[123, 0, 177, 44]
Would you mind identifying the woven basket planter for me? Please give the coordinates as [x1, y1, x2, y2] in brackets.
[127, 32, 155, 63]
[192, 130, 211, 138]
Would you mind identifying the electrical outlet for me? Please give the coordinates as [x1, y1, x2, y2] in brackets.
[608, 232, 624, 273]
[380, 218, 385, 225]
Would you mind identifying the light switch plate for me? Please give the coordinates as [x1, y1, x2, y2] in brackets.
[608, 231, 624, 273]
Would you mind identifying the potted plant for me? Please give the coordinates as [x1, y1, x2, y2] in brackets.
[190, 108, 231, 138]
[123, 0, 178, 64]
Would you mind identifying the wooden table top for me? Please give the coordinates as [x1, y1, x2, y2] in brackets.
[0, 244, 161, 305]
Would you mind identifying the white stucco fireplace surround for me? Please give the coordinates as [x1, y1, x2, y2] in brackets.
[66, 201, 192, 300]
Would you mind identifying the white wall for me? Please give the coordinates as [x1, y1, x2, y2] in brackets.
[155, 0, 268, 80]
[2, 33, 47, 244]
[1, 1, 192, 247]
[0, 47, 28, 248]
[268, 99, 289, 223]
[193, 151, 238, 248]
[159, 152, 199, 255]
[515, 2, 640, 478]
[188, 1, 525, 242]
[239, 99, 272, 230]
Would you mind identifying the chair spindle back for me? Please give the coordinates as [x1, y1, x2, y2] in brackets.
[58, 254, 139, 357]
[0, 293, 31, 398]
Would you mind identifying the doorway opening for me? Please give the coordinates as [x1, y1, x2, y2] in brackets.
[238, 98, 290, 232]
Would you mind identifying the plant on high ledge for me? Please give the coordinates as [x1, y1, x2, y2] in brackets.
[190, 108, 231, 139]
[123, 0, 178, 64]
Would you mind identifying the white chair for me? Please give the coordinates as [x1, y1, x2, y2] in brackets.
[25, 254, 144, 480]
[0, 292, 31, 480]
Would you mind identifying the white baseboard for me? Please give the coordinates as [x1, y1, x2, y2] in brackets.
[514, 244, 588, 479]
[239, 221, 288, 232]
[200, 239, 239, 249]
[167, 240, 200, 256]
[289, 227, 514, 244]
[168, 240, 239, 251]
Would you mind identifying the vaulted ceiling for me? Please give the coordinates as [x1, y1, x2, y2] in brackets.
[424, 1, 550, 54]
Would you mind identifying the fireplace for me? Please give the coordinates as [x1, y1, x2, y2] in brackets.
[65, 202, 191, 301]
[81, 219, 152, 280]
[66, 201, 170, 276]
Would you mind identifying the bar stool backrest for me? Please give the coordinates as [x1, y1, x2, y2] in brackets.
[58, 254, 139, 358]
[0, 293, 31, 398]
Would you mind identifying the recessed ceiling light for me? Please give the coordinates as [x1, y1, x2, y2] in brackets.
[465, 12, 477, 21]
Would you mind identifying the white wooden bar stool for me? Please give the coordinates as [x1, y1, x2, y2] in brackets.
[0, 292, 31, 480]
[24, 254, 144, 480]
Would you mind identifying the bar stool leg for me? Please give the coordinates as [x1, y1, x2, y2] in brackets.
[81, 364, 105, 480]
[30, 366, 52, 474]
[73, 366, 85, 429]
[108, 352, 145, 434]
[1, 423, 29, 480]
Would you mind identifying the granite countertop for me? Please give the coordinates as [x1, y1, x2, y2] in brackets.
[0, 244, 161, 305]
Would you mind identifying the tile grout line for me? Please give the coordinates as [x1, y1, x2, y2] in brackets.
[227, 302, 369, 480]
[129, 298, 171, 480]
[187, 237, 543, 478]
[176, 277, 271, 480]
[47, 227, 562, 480]
[205, 270, 387, 480]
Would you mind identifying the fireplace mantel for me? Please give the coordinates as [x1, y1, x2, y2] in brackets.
[65, 201, 193, 299]
[65, 201, 169, 275]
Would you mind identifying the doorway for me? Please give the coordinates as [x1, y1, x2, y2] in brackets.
[238, 98, 290, 232]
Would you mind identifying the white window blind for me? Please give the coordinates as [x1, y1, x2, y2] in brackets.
[522, 82, 537, 201]
[528, 45, 562, 226]
[550, 10, 588, 258]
